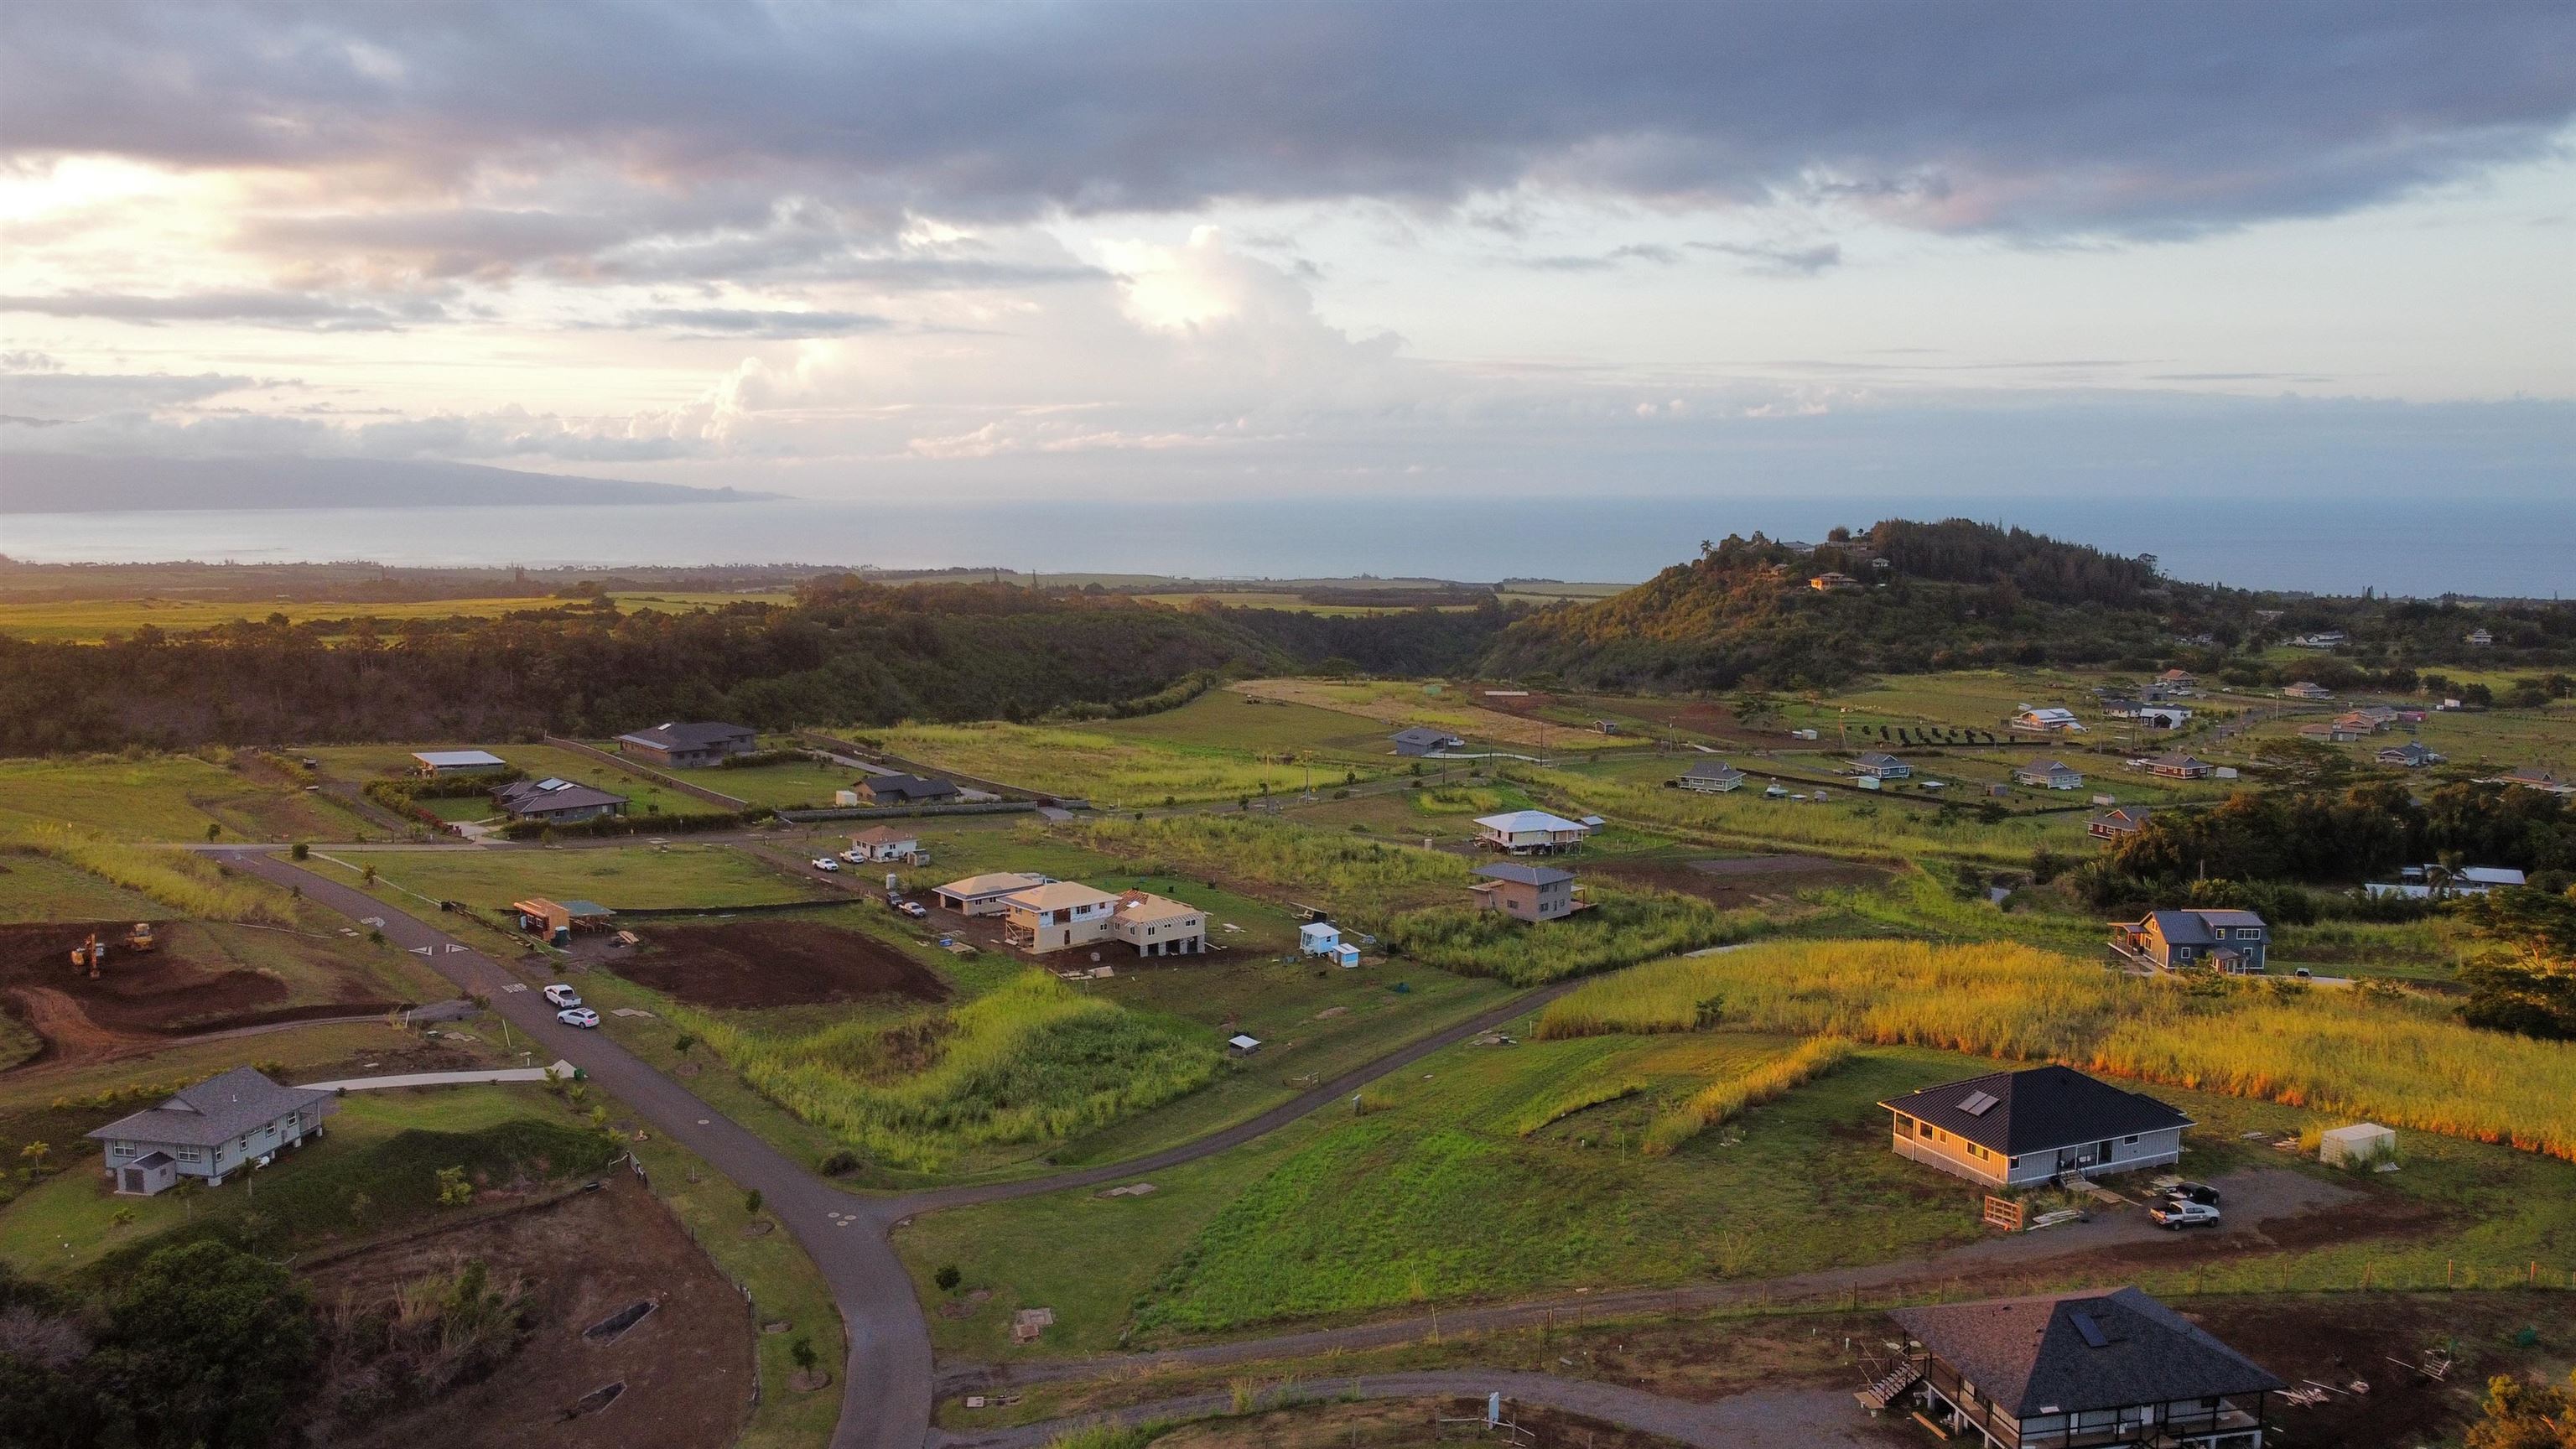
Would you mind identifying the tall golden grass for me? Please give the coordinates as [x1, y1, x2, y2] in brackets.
[11, 824, 296, 923]
[1640, 1036, 1855, 1156]
[1539, 939, 2576, 1161]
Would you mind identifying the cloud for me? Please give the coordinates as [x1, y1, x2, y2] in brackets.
[0, 289, 446, 330]
[1690, 241, 1843, 276]
[0, 369, 266, 418]
[626, 308, 893, 338]
[6, 2, 2569, 242]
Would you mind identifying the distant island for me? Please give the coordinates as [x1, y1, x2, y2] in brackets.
[0, 454, 770, 513]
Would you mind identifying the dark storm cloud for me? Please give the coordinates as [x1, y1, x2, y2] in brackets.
[1, 290, 446, 330]
[5, 2, 2570, 239]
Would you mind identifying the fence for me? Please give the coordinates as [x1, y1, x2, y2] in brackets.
[543, 735, 751, 811]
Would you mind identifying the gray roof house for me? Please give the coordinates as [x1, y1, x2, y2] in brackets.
[2376, 741, 2444, 768]
[492, 776, 629, 823]
[1853, 751, 1912, 779]
[853, 772, 962, 806]
[1468, 860, 1582, 922]
[615, 720, 759, 766]
[1390, 725, 1464, 757]
[2111, 908, 2269, 974]
[1877, 1285, 2285, 1448]
[2012, 758, 2084, 790]
[86, 1067, 338, 1195]
[1677, 759, 1746, 792]
[1878, 1064, 2193, 1189]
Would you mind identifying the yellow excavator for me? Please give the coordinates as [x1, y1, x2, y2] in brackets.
[123, 922, 157, 953]
[69, 924, 153, 979]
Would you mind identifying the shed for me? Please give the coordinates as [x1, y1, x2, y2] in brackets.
[2319, 1122, 2396, 1168]
[1332, 943, 1362, 969]
[1226, 1034, 1262, 1056]
[1298, 922, 1343, 955]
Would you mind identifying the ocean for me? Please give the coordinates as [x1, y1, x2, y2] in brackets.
[1, 492, 2568, 597]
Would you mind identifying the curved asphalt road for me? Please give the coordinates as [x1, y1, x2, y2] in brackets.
[214, 849, 1589, 1449]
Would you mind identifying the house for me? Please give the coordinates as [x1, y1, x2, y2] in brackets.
[615, 720, 758, 767]
[2013, 759, 2084, 791]
[1389, 725, 1463, 757]
[2290, 631, 2347, 649]
[2365, 865, 2527, 900]
[2087, 806, 2151, 844]
[2280, 681, 2332, 701]
[1109, 890, 1207, 957]
[852, 772, 962, 807]
[2353, 704, 2399, 728]
[846, 825, 921, 862]
[2110, 909, 2270, 974]
[1807, 571, 1862, 592]
[2011, 708, 2085, 734]
[2096, 694, 2143, 718]
[2376, 741, 2443, 769]
[87, 1067, 338, 1195]
[1472, 810, 1592, 854]
[2145, 753, 2213, 781]
[2465, 627, 2493, 647]
[1469, 861, 1582, 922]
[2132, 704, 2191, 730]
[1000, 880, 1123, 953]
[409, 749, 508, 777]
[491, 776, 627, 823]
[1878, 1065, 2193, 1189]
[2296, 720, 2362, 744]
[2156, 668, 2199, 694]
[511, 896, 614, 945]
[2485, 766, 2574, 796]
[1676, 759, 1745, 793]
[2332, 710, 2383, 735]
[1298, 922, 1343, 956]
[1852, 751, 1912, 780]
[932, 871, 1049, 916]
[1874, 1285, 2283, 1449]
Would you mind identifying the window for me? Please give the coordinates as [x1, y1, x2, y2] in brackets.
[1918, 1120, 1934, 1138]
[2124, 1135, 2139, 1145]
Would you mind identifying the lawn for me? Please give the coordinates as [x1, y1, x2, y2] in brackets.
[1060, 814, 1472, 914]
[0, 750, 367, 841]
[321, 842, 826, 910]
[1094, 689, 1391, 761]
[0, 1083, 610, 1278]
[0, 849, 164, 922]
[851, 719, 1375, 808]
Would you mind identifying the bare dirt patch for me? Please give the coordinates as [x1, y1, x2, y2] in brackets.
[614, 918, 953, 1010]
[0, 920, 399, 1072]
[1587, 855, 1891, 905]
[2187, 1292, 2573, 1448]
[307, 1173, 752, 1449]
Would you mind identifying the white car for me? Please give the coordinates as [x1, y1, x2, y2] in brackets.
[811, 856, 841, 872]
[896, 900, 928, 919]
[542, 984, 582, 1009]
[556, 1006, 600, 1029]
[2150, 1199, 2220, 1230]
[840, 849, 869, 865]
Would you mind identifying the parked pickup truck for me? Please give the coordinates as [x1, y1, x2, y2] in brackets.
[2151, 1200, 2221, 1230]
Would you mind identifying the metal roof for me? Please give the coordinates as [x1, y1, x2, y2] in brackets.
[1474, 810, 1589, 834]
[617, 720, 756, 750]
[411, 750, 506, 768]
[1473, 861, 1575, 887]
[87, 1067, 335, 1149]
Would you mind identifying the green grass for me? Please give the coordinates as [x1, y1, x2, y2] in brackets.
[1063, 814, 1470, 913]
[1094, 691, 1391, 760]
[1232, 679, 1633, 753]
[629, 1130, 845, 1449]
[307, 742, 745, 821]
[0, 750, 363, 841]
[0, 1085, 611, 1278]
[6, 825, 301, 922]
[1380, 887, 1764, 985]
[322, 841, 823, 910]
[854, 720, 1372, 808]
[0, 848, 165, 922]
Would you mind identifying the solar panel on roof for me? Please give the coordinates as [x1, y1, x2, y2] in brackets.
[1958, 1090, 2000, 1116]
[2070, 1311, 2110, 1348]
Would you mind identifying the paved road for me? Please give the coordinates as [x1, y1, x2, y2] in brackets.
[217, 850, 937, 1449]
[210, 849, 1595, 1449]
[932, 1374, 1891, 1449]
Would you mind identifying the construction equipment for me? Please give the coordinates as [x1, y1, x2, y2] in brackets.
[70, 934, 106, 978]
[123, 922, 157, 953]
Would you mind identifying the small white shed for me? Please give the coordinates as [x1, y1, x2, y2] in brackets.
[1332, 943, 1362, 969]
[1299, 922, 1342, 956]
[2319, 1122, 2397, 1168]
[1226, 1034, 1262, 1057]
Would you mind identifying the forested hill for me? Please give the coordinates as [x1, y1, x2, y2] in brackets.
[1478, 519, 2204, 691]
[0, 579, 1512, 753]
[1480, 517, 2573, 693]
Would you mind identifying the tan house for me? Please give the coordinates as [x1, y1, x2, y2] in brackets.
[2281, 681, 2332, 701]
[1879, 1065, 2192, 1190]
[1002, 880, 1122, 952]
[932, 871, 1048, 916]
[1808, 571, 1863, 592]
[1469, 861, 1583, 922]
[2145, 752, 2213, 781]
[1109, 891, 1207, 956]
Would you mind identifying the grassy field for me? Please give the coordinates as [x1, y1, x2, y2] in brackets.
[0, 750, 370, 841]
[322, 842, 824, 910]
[1379, 887, 1764, 985]
[1231, 679, 1633, 753]
[1094, 690, 1392, 761]
[0, 849, 165, 922]
[854, 719, 1376, 808]
[1062, 814, 1472, 914]
[306, 742, 748, 819]
[5, 826, 303, 922]
[0, 589, 791, 642]
[1540, 939, 2576, 1161]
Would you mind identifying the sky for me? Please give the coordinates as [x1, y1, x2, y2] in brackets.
[3, 1, 2573, 509]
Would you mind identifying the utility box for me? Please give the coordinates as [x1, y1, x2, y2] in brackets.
[2319, 1122, 2397, 1168]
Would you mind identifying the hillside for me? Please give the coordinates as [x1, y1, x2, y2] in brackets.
[1479, 518, 2574, 692]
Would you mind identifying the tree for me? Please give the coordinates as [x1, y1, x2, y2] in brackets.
[2459, 886, 2576, 1040]
[289, 841, 309, 861]
[933, 1265, 962, 1292]
[791, 1335, 819, 1374]
[91, 1240, 316, 1449]
[743, 1188, 763, 1217]
[2464, 1368, 2576, 1449]
[2249, 738, 2355, 792]
[360, 863, 378, 887]
[673, 1032, 697, 1057]
[204, 823, 221, 843]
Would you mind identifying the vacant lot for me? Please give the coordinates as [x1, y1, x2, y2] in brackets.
[857, 719, 1353, 808]
[1096, 689, 1392, 760]
[616, 918, 952, 1010]
[0, 850, 164, 923]
[1584, 854, 1894, 905]
[1233, 678, 1633, 752]
[0, 751, 365, 841]
[327, 844, 823, 911]
[309, 1173, 753, 1449]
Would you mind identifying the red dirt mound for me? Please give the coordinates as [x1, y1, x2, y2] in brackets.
[614, 919, 952, 1010]
[0, 921, 400, 1073]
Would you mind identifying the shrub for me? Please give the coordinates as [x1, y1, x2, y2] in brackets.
[1639, 1036, 1854, 1155]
